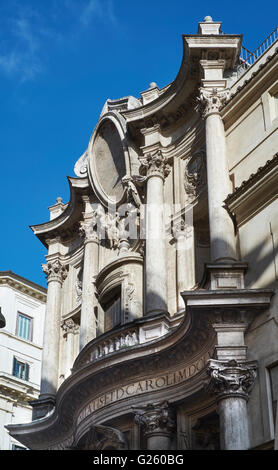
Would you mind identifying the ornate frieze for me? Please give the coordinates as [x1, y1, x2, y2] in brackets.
[62, 318, 79, 337]
[79, 211, 100, 244]
[207, 359, 257, 400]
[134, 401, 175, 436]
[122, 175, 144, 208]
[198, 88, 229, 119]
[172, 218, 193, 241]
[184, 149, 207, 202]
[42, 260, 69, 285]
[139, 151, 171, 181]
[76, 267, 83, 303]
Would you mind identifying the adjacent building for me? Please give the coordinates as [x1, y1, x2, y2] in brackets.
[0, 271, 46, 450]
[7, 17, 278, 450]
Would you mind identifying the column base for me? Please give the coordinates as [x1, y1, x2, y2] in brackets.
[30, 395, 56, 421]
[204, 262, 248, 290]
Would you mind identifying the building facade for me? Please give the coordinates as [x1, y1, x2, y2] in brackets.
[0, 271, 46, 450]
[7, 17, 278, 450]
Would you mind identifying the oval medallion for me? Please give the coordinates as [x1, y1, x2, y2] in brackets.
[91, 120, 126, 203]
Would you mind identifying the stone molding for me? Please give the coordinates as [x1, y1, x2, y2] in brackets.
[198, 87, 229, 118]
[62, 318, 80, 336]
[224, 153, 278, 227]
[42, 260, 69, 285]
[79, 212, 100, 244]
[172, 218, 193, 240]
[134, 401, 175, 436]
[184, 149, 207, 202]
[0, 272, 46, 303]
[207, 359, 257, 400]
[139, 150, 171, 181]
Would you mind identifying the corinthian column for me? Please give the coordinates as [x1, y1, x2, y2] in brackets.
[79, 210, 99, 350]
[207, 359, 257, 450]
[140, 150, 170, 315]
[41, 258, 68, 399]
[199, 87, 237, 263]
[134, 401, 175, 450]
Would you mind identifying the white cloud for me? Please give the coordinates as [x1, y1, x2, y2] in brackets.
[79, 0, 117, 28]
[0, 0, 118, 81]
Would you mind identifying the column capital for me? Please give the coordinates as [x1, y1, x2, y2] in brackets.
[207, 359, 257, 401]
[42, 259, 69, 285]
[198, 87, 229, 119]
[134, 401, 175, 436]
[139, 150, 171, 181]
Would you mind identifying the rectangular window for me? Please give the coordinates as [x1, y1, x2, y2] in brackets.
[269, 364, 278, 425]
[104, 290, 122, 332]
[12, 357, 30, 381]
[16, 313, 32, 341]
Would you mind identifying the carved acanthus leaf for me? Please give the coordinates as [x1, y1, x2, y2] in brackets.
[42, 260, 69, 284]
[139, 150, 171, 180]
[134, 401, 175, 435]
[207, 359, 257, 399]
[198, 87, 229, 118]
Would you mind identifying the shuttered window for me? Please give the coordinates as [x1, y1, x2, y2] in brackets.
[12, 357, 30, 381]
[16, 313, 32, 341]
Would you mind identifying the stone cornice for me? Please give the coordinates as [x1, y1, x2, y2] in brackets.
[30, 176, 89, 248]
[0, 372, 40, 402]
[222, 44, 278, 125]
[122, 34, 241, 131]
[0, 271, 46, 302]
[224, 153, 278, 227]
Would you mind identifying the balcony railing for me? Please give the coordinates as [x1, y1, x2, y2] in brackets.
[237, 26, 278, 77]
[89, 327, 139, 361]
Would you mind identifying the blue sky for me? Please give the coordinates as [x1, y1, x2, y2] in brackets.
[0, 0, 277, 288]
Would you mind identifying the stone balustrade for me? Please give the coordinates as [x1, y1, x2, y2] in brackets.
[73, 312, 183, 372]
[73, 324, 140, 370]
[89, 329, 139, 361]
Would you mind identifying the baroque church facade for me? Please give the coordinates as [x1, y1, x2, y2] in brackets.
[7, 17, 278, 450]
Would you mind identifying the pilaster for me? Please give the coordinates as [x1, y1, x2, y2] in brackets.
[79, 204, 100, 350]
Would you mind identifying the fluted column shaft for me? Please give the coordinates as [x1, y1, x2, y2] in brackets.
[79, 216, 99, 350]
[41, 259, 68, 398]
[140, 151, 170, 315]
[200, 88, 237, 263]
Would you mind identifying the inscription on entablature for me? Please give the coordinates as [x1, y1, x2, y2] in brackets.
[77, 350, 213, 426]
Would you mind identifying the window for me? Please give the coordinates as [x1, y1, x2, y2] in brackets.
[12, 357, 30, 381]
[16, 313, 33, 341]
[12, 444, 26, 450]
[269, 365, 278, 425]
[103, 289, 122, 332]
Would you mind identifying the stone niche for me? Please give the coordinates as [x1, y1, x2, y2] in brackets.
[95, 253, 143, 330]
[89, 118, 127, 206]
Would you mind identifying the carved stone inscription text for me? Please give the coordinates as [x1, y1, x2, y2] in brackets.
[77, 350, 212, 425]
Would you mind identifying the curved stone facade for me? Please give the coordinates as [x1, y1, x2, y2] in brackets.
[6, 17, 278, 450]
